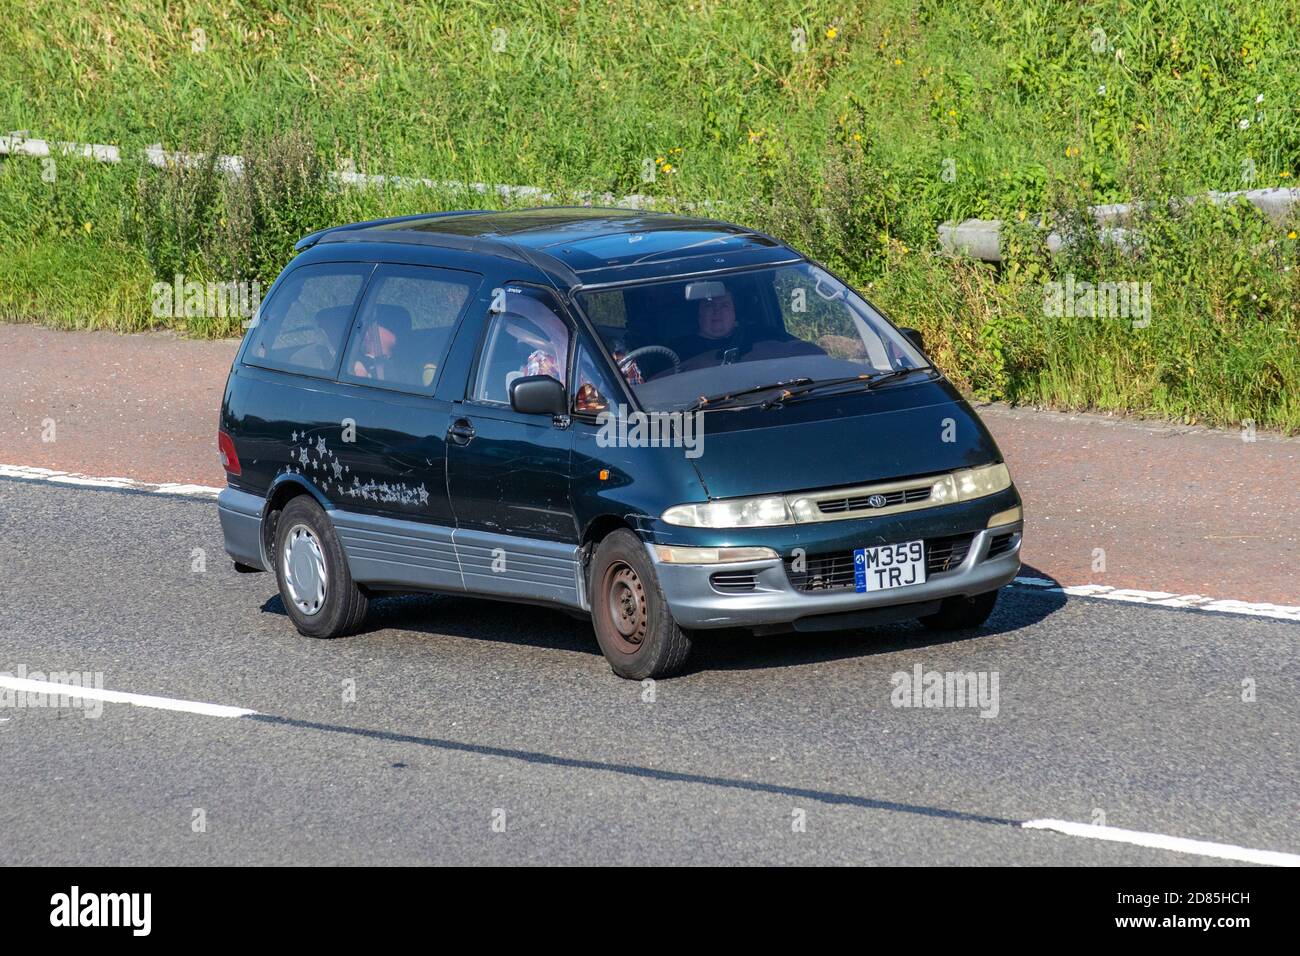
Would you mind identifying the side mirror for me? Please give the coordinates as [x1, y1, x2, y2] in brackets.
[901, 327, 925, 354]
[509, 375, 567, 416]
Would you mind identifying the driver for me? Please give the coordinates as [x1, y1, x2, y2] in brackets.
[672, 288, 745, 364]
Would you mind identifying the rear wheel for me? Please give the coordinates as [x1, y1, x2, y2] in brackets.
[273, 496, 369, 638]
[590, 530, 692, 679]
[918, 590, 999, 630]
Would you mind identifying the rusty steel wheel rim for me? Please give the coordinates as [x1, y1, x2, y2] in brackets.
[603, 561, 648, 655]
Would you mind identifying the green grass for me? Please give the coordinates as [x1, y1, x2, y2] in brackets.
[1, 0, 1298, 429]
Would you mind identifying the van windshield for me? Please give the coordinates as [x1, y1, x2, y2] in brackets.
[576, 263, 928, 412]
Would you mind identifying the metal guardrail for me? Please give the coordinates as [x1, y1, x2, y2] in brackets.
[5, 131, 1294, 256]
[939, 187, 1300, 262]
[0, 131, 659, 208]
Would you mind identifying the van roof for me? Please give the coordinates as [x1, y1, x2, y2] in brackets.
[300, 207, 803, 289]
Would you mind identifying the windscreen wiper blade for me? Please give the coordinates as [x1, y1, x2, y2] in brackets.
[765, 367, 932, 406]
[685, 377, 813, 412]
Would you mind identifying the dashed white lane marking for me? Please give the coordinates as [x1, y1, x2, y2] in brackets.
[2, 463, 1295, 621]
[0, 464, 219, 498]
[0, 675, 257, 719]
[1022, 819, 1300, 867]
[4, 674, 1296, 865]
[1013, 576, 1300, 622]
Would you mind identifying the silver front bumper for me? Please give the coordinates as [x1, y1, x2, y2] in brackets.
[649, 523, 1023, 629]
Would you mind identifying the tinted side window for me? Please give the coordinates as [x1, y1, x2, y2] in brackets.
[572, 341, 623, 416]
[471, 288, 571, 405]
[245, 263, 373, 376]
[340, 264, 482, 391]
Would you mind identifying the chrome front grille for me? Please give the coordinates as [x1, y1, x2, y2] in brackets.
[816, 486, 931, 515]
[787, 475, 943, 523]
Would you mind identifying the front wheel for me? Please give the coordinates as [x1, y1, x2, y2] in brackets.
[918, 589, 999, 630]
[273, 495, 369, 638]
[590, 530, 692, 679]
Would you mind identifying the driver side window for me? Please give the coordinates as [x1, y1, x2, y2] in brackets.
[471, 287, 571, 405]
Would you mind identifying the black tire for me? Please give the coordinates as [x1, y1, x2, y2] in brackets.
[273, 496, 369, 638]
[590, 529, 692, 679]
[918, 589, 999, 630]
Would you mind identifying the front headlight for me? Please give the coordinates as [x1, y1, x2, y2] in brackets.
[930, 462, 1012, 504]
[662, 463, 1013, 528]
[661, 496, 795, 528]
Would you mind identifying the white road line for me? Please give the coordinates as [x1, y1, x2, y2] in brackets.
[0, 675, 257, 719]
[3, 670, 1296, 865]
[0, 464, 219, 499]
[1014, 577, 1300, 622]
[1023, 819, 1300, 867]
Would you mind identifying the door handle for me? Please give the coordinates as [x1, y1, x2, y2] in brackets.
[447, 418, 476, 446]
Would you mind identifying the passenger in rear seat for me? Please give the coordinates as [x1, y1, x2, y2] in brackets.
[349, 305, 411, 382]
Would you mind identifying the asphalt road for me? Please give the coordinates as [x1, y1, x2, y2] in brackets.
[0, 478, 1296, 865]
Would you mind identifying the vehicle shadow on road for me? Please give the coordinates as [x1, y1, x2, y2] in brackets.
[259, 565, 1068, 675]
[260, 591, 604, 656]
[693, 567, 1067, 673]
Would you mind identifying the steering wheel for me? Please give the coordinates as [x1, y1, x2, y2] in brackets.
[619, 345, 680, 375]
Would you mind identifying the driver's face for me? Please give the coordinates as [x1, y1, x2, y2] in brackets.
[697, 293, 736, 340]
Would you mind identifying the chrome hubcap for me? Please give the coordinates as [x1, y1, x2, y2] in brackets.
[282, 524, 327, 616]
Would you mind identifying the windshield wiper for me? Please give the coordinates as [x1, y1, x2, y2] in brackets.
[763, 367, 932, 407]
[685, 378, 813, 412]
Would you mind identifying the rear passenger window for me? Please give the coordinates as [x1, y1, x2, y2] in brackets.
[245, 263, 373, 376]
[340, 264, 482, 391]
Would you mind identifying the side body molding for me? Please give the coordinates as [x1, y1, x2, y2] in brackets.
[331, 510, 462, 593]
[334, 509, 586, 611]
[218, 494, 588, 611]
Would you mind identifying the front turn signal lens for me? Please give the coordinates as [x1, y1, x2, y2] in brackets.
[987, 505, 1023, 528]
[652, 545, 779, 564]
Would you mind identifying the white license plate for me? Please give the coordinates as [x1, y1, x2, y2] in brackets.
[853, 540, 926, 593]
